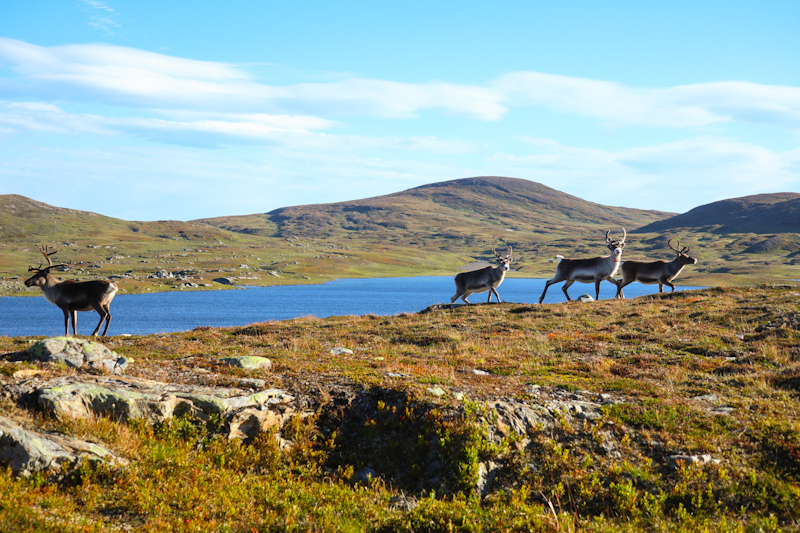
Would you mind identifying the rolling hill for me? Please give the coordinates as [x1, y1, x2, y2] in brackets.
[198, 176, 674, 247]
[635, 192, 800, 234]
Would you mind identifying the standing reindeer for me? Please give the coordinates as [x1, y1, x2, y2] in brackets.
[451, 247, 512, 304]
[538, 229, 626, 303]
[615, 239, 697, 298]
[24, 245, 118, 337]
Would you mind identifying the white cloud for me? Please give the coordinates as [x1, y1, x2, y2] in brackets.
[0, 101, 477, 153]
[3, 38, 797, 129]
[492, 137, 800, 212]
[494, 72, 800, 128]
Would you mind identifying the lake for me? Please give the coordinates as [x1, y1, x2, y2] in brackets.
[0, 276, 703, 337]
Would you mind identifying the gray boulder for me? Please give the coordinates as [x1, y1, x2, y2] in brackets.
[26, 337, 131, 374]
[221, 356, 272, 370]
[0, 415, 126, 477]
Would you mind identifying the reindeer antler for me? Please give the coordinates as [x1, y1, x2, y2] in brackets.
[39, 245, 57, 267]
[33, 245, 70, 271]
[607, 228, 626, 247]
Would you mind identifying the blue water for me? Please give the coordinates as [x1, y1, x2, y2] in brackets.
[0, 277, 703, 337]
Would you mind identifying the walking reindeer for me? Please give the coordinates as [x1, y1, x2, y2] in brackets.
[616, 239, 697, 298]
[451, 247, 512, 304]
[24, 245, 118, 336]
[538, 229, 626, 303]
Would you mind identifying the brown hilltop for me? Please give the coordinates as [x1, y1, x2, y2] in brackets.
[200, 176, 674, 245]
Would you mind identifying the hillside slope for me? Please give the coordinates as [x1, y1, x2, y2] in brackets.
[199, 176, 674, 247]
[635, 192, 800, 234]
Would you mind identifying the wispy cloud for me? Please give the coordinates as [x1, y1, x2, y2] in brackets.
[0, 101, 477, 153]
[79, 0, 121, 34]
[2, 38, 798, 130]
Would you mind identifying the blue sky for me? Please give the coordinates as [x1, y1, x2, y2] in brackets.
[1, 1, 798, 221]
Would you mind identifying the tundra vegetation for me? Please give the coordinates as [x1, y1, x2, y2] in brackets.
[1, 285, 799, 532]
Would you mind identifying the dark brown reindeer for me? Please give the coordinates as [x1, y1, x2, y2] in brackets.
[451, 247, 512, 304]
[615, 239, 698, 298]
[24, 245, 118, 337]
[538, 229, 626, 303]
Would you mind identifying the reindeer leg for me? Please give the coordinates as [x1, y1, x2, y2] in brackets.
[101, 308, 112, 336]
[70, 309, 78, 336]
[461, 291, 472, 304]
[666, 282, 676, 292]
[451, 291, 463, 304]
[594, 279, 602, 301]
[616, 279, 631, 299]
[90, 303, 110, 336]
[488, 288, 500, 303]
[562, 280, 575, 301]
[61, 307, 70, 336]
[539, 279, 557, 304]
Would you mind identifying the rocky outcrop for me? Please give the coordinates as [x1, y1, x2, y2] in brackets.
[0, 415, 126, 477]
[30, 375, 294, 424]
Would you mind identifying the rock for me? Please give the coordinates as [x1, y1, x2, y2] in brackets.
[666, 454, 719, 469]
[227, 408, 290, 440]
[708, 406, 736, 416]
[0, 415, 126, 477]
[32, 375, 294, 424]
[490, 400, 556, 443]
[352, 466, 378, 485]
[220, 356, 272, 370]
[238, 378, 267, 389]
[472, 369, 490, 375]
[330, 347, 353, 356]
[147, 269, 174, 279]
[26, 337, 131, 374]
[691, 394, 719, 402]
[577, 294, 594, 302]
[213, 277, 236, 285]
[476, 461, 499, 496]
[427, 386, 447, 397]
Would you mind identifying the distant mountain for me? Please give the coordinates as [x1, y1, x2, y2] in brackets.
[634, 193, 800, 234]
[198, 177, 674, 246]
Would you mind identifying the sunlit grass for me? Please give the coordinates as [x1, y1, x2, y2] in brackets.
[1, 284, 799, 531]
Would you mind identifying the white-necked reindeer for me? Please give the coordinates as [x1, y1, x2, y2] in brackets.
[615, 239, 697, 298]
[451, 247, 512, 304]
[24, 245, 118, 337]
[538, 229, 626, 303]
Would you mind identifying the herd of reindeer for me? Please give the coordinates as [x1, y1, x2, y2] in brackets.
[23, 229, 697, 338]
[450, 228, 697, 305]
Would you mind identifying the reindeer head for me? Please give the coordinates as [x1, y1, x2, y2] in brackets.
[24, 245, 69, 287]
[668, 239, 698, 265]
[605, 229, 626, 262]
[492, 246, 513, 272]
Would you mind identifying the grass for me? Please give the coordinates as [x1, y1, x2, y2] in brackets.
[1, 284, 800, 531]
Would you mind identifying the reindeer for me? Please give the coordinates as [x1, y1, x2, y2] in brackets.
[615, 239, 697, 298]
[451, 247, 512, 304]
[538, 229, 626, 303]
[24, 245, 118, 337]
